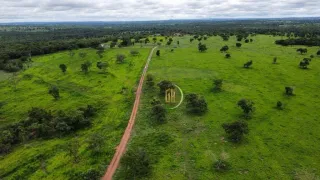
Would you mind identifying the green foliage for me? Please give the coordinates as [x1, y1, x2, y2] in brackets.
[157, 80, 174, 95]
[96, 61, 108, 72]
[87, 133, 104, 154]
[185, 93, 208, 115]
[116, 54, 126, 64]
[245, 39, 249, 43]
[214, 159, 231, 172]
[237, 99, 254, 117]
[222, 120, 249, 143]
[198, 43, 207, 52]
[317, 50, 320, 55]
[296, 48, 307, 54]
[225, 53, 231, 58]
[273, 57, 277, 64]
[156, 50, 160, 56]
[81, 63, 89, 73]
[243, 60, 253, 68]
[120, 148, 151, 179]
[59, 64, 67, 73]
[146, 74, 155, 87]
[299, 58, 311, 69]
[285, 86, 294, 95]
[220, 45, 229, 52]
[130, 50, 140, 56]
[236, 42, 242, 47]
[277, 101, 283, 110]
[66, 138, 80, 163]
[48, 86, 60, 100]
[151, 104, 166, 123]
[213, 79, 223, 91]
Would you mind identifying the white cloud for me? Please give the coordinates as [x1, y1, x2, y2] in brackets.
[0, 0, 319, 22]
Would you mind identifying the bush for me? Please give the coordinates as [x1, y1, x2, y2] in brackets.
[151, 104, 166, 123]
[130, 50, 139, 56]
[236, 43, 242, 47]
[213, 79, 223, 91]
[120, 148, 151, 179]
[185, 93, 208, 115]
[48, 86, 60, 100]
[116, 54, 126, 64]
[285, 86, 294, 95]
[243, 60, 253, 68]
[146, 74, 155, 87]
[277, 101, 283, 110]
[214, 159, 231, 172]
[222, 120, 248, 143]
[237, 99, 254, 117]
[157, 80, 174, 95]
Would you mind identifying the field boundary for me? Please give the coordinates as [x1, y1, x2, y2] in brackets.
[102, 46, 157, 180]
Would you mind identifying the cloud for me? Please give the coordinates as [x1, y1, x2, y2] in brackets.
[0, 0, 319, 22]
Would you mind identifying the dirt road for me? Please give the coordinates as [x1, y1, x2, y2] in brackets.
[102, 46, 157, 180]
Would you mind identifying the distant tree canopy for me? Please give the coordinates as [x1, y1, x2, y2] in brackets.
[275, 38, 320, 46]
[198, 43, 207, 52]
[0, 105, 95, 154]
[185, 93, 208, 115]
[59, 64, 67, 73]
[299, 58, 311, 69]
[296, 48, 308, 54]
[220, 45, 229, 52]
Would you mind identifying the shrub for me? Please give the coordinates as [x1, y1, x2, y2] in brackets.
[285, 86, 294, 95]
[222, 120, 248, 143]
[236, 43, 242, 47]
[237, 99, 254, 117]
[213, 79, 223, 91]
[157, 80, 174, 95]
[116, 54, 126, 64]
[185, 93, 208, 115]
[277, 101, 283, 110]
[130, 50, 139, 56]
[225, 53, 231, 58]
[220, 45, 229, 52]
[214, 159, 231, 172]
[48, 86, 60, 100]
[243, 60, 253, 68]
[146, 74, 155, 87]
[151, 104, 166, 123]
[121, 148, 151, 179]
[273, 57, 277, 64]
[198, 44, 207, 52]
[299, 58, 311, 69]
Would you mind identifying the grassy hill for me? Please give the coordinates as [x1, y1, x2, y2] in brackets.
[0, 47, 151, 179]
[116, 35, 320, 179]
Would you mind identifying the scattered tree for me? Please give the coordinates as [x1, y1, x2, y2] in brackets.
[213, 79, 223, 91]
[190, 38, 194, 43]
[222, 120, 249, 143]
[243, 60, 253, 68]
[198, 43, 207, 52]
[130, 50, 140, 56]
[96, 62, 109, 72]
[121, 148, 151, 179]
[277, 101, 283, 110]
[296, 48, 307, 54]
[220, 45, 229, 52]
[151, 104, 166, 123]
[185, 93, 208, 115]
[236, 43, 242, 47]
[317, 50, 320, 56]
[237, 99, 254, 117]
[79, 52, 87, 59]
[156, 50, 160, 57]
[81, 63, 89, 74]
[285, 86, 294, 95]
[245, 39, 249, 43]
[225, 53, 231, 58]
[116, 54, 126, 64]
[157, 80, 174, 95]
[48, 86, 60, 100]
[146, 74, 155, 87]
[299, 58, 311, 69]
[273, 57, 277, 64]
[59, 64, 67, 74]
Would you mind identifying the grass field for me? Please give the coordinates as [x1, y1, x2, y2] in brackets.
[116, 35, 320, 179]
[0, 47, 151, 179]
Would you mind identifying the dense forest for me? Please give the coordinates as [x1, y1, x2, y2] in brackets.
[1, 19, 320, 72]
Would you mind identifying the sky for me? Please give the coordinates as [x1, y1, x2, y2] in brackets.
[0, 0, 319, 22]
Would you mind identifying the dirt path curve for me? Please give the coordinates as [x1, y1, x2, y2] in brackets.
[102, 46, 157, 180]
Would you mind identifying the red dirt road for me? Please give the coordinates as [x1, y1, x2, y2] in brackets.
[102, 47, 157, 180]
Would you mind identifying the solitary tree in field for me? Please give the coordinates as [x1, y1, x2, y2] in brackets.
[317, 50, 320, 56]
[116, 54, 126, 64]
[198, 44, 207, 52]
[243, 60, 253, 68]
[273, 57, 277, 64]
[299, 58, 311, 69]
[213, 79, 223, 91]
[48, 86, 60, 100]
[156, 50, 160, 57]
[96, 62, 109, 72]
[296, 48, 307, 54]
[220, 45, 229, 52]
[285, 86, 294, 95]
[177, 40, 180, 46]
[245, 39, 249, 43]
[59, 64, 67, 74]
[250, 39, 253, 42]
[237, 99, 254, 117]
[185, 93, 208, 115]
[222, 120, 249, 143]
[225, 53, 231, 58]
[236, 43, 242, 47]
[190, 38, 194, 43]
[277, 101, 283, 110]
[69, 50, 75, 57]
[152, 37, 157, 44]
